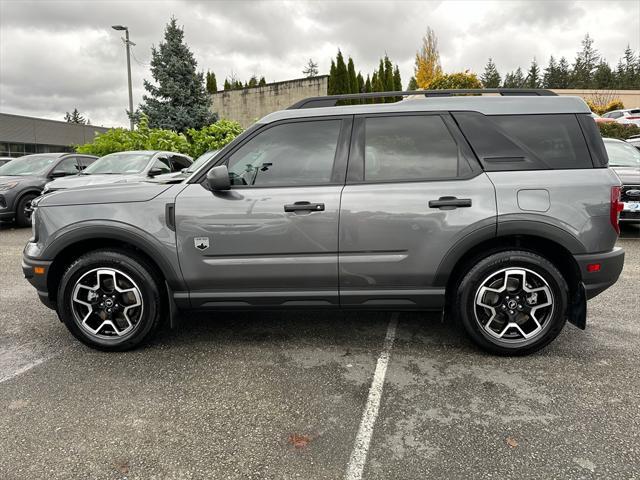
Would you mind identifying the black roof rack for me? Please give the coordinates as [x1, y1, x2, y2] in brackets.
[288, 88, 558, 109]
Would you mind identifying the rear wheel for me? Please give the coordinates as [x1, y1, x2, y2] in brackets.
[15, 193, 37, 227]
[456, 250, 568, 356]
[57, 250, 163, 351]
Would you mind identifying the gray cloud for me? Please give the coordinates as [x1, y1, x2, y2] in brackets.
[1, 0, 638, 127]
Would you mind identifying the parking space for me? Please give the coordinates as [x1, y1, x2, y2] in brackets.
[1, 224, 639, 479]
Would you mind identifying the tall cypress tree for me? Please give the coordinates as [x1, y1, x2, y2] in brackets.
[138, 17, 214, 132]
[347, 57, 358, 94]
[206, 71, 217, 93]
[335, 50, 349, 95]
[480, 58, 501, 88]
[357, 72, 365, 94]
[328, 59, 337, 95]
[364, 74, 372, 103]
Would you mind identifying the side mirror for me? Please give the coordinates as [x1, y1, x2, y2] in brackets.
[148, 167, 164, 177]
[49, 170, 69, 178]
[207, 165, 231, 191]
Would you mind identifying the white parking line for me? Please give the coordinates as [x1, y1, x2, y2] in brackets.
[345, 312, 399, 480]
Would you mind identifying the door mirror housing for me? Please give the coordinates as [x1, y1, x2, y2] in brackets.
[49, 170, 70, 178]
[207, 165, 231, 191]
[147, 167, 164, 177]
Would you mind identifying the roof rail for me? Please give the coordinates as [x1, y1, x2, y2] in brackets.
[288, 88, 558, 109]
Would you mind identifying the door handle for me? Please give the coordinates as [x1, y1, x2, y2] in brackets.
[428, 196, 472, 209]
[284, 201, 325, 212]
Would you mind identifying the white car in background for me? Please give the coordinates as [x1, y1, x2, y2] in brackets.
[601, 108, 640, 127]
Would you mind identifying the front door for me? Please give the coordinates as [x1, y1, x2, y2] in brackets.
[338, 113, 497, 308]
[175, 116, 352, 308]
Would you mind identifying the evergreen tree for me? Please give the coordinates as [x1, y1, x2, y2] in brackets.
[571, 33, 599, 88]
[503, 67, 525, 88]
[407, 76, 418, 90]
[205, 71, 217, 93]
[357, 72, 365, 94]
[393, 65, 402, 91]
[557, 57, 571, 88]
[593, 61, 613, 88]
[334, 50, 349, 95]
[384, 55, 394, 91]
[138, 17, 213, 132]
[543, 56, 558, 88]
[347, 57, 358, 93]
[302, 58, 319, 77]
[328, 59, 337, 95]
[480, 58, 501, 88]
[223, 78, 231, 90]
[620, 45, 638, 88]
[247, 76, 258, 88]
[525, 58, 541, 88]
[258, 76, 267, 86]
[64, 108, 87, 124]
[364, 74, 372, 103]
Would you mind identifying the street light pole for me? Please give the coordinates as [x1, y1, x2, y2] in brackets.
[112, 25, 134, 130]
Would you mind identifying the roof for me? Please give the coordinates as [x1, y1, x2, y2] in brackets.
[258, 95, 591, 124]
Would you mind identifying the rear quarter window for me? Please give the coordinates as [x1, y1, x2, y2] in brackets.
[453, 112, 594, 170]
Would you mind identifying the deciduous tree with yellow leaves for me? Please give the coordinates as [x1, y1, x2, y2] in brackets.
[414, 27, 442, 88]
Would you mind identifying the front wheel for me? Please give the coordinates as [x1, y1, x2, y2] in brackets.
[57, 250, 163, 351]
[15, 193, 37, 227]
[456, 250, 568, 356]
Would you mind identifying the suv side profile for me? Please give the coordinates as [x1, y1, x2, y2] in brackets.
[23, 89, 625, 355]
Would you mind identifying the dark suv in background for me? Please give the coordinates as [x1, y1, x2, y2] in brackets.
[0, 152, 97, 226]
[23, 89, 624, 355]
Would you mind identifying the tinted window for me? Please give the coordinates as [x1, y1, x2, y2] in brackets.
[490, 114, 592, 169]
[171, 155, 191, 171]
[364, 115, 466, 181]
[51, 157, 80, 175]
[152, 157, 172, 174]
[78, 156, 97, 168]
[454, 112, 593, 170]
[226, 120, 341, 186]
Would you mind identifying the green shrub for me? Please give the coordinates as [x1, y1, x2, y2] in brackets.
[598, 121, 640, 140]
[586, 99, 625, 115]
[427, 72, 483, 90]
[77, 115, 243, 158]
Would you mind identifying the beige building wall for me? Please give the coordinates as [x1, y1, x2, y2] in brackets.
[210, 76, 329, 128]
[552, 89, 640, 108]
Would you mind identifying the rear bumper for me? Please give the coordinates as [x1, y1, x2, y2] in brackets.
[573, 247, 625, 300]
[22, 254, 55, 309]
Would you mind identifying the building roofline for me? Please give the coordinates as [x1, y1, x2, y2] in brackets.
[212, 75, 329, 94]
[0, 111, 112, 129]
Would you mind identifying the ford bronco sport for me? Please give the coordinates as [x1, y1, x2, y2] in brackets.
[23, 89, 625, 355]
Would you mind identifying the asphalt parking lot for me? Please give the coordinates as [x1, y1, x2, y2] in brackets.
[1, 224, 639, 480]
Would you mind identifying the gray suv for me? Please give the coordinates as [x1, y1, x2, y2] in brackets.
[23, 89, 625, 355]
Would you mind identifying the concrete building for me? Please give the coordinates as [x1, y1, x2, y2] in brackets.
[0, 112, 109, 158]
[210, 76, 329, 128]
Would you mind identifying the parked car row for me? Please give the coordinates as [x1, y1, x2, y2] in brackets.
[603, 137, 640, 224]
[0, 150, 229, 226]
[601, 108, 640, 127]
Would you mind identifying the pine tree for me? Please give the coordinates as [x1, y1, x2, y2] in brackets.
[328, 60, 337, 95]
[480, 58, 501, 88]
[303, 58, 319, 77]
[593, 61, 613, 88]
[347, 57, 358, 93]
[503, 67, 525, 88]
[138, 17, 213, 132]
[383, 55, 394, 94]
[414, 27, 442, 88]
[64, 108, 87, 124]
[543, 56, 558, 88]
[334, 50, 349, 95]
[364, 74, 372, 103]
[258, 76, 267, 86]
[357, 72, 364, 94]
[206, 71, 217, 93]
[223, 78, 231, 90]
[571, 33, 599, 88]
[393, 65, 402, 91]
[621, 45, 638, 88]
[247, 76, 258, 88]
[407, 76, 418, 90]
[525, 58, 541, 88]
[557, 57, 571, 88]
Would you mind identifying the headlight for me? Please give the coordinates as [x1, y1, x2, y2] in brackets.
[0, 181, 19, 191]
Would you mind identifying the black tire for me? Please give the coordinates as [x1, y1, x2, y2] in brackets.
[456, 250, 568, 356]
[57, 250, 164, 351]
[15, 193, 37, 228]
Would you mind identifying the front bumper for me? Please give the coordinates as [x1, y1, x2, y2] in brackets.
[573, 247, 625, 300]
[22, 254, 55, 309]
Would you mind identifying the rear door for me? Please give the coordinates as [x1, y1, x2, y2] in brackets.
[338, 113, 497, 308]
[174, 116, 352, 308]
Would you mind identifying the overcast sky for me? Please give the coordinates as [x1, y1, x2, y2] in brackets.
[1, 0, 639, 127]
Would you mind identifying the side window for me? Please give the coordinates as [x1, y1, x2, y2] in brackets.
[609, 112, 622, 119]
[170, 155, 191, 171]
[363, 115, 468, 182]
[77, 156, 96, 169]
[226, 120, 341, 187]
[489, 114, 592, 169]
[52, 157, 80, 175]
[152, 157, 172, 174]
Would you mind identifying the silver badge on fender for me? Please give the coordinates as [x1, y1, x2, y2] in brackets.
[194, 237, 209, 251]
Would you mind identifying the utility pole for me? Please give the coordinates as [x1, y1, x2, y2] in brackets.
[112, 25, 135, 130]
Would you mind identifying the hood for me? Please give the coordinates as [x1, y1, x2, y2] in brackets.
[611, 166, 640, 185]
[45, 173, 146, 191]
[37, 182, 173, 207]
[0, 174, 40, 183]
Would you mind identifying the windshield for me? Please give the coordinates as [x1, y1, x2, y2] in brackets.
[0, 154, 61, 176]
[187, 150, 219, 173]
[83, 152, 154, 175]
[604, 140, 640, 167]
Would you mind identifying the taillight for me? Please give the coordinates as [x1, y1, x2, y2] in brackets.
[627, 116, 640, 120]
[610, 186, 623, 234]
